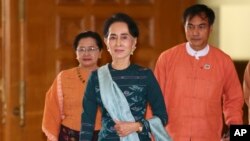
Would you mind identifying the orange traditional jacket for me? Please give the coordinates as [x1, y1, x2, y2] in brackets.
[243, 62, 250, 124]
[42, 67, 101, 141]
[153, 43, 243, 141]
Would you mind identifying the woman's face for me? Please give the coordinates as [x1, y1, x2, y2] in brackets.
[76, 37, 101, 68]
[104, 22, 137, 61]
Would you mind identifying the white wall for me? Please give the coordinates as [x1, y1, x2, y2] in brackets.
[198, 0, 250, 60]
[199, 0, 250, 6]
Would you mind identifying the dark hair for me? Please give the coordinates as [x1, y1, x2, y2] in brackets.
[103, 12, 139, 38]
[183, 4, 215, 26]
[73, 31, 103, 50]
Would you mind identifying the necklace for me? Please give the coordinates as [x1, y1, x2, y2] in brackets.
[76, 67, 85, 84]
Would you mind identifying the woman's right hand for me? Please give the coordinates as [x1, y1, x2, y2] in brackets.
[114, 120, 141, 137]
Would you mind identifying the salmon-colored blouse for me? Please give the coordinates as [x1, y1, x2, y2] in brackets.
[42, 67, 101, 141]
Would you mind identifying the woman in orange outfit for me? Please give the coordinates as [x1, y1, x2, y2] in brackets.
[42, 31, 103, 141]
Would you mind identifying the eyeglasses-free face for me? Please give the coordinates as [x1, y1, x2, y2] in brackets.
[104, 22, 137, 61]
[184, 15, 212, 51]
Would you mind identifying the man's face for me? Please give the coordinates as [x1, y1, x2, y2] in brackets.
[184, 14, 212, 51]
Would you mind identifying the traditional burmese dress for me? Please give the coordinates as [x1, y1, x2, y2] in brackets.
[154, 42, 243, 141]
[42, 67, 101, 141]
[80, 64, 168, 141]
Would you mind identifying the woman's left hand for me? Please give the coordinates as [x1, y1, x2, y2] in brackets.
[114, 120, 140, 137]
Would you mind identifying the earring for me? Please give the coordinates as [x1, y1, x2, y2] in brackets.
[131, 46, 136, 55]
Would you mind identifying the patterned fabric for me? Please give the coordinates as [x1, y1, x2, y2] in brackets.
[98, 64, 140, 141]
[80, 64, 168, 141]
[98, 64, 171, 141]
[59, 124, 99, 141]
[59, 124, 79, 141]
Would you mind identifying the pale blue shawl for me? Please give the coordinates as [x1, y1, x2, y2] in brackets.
[98, 64, 172, 141]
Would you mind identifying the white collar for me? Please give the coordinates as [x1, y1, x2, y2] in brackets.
[186, 42, 209, 60]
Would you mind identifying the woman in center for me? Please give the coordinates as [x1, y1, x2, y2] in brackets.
[80, 13, 171, 141]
